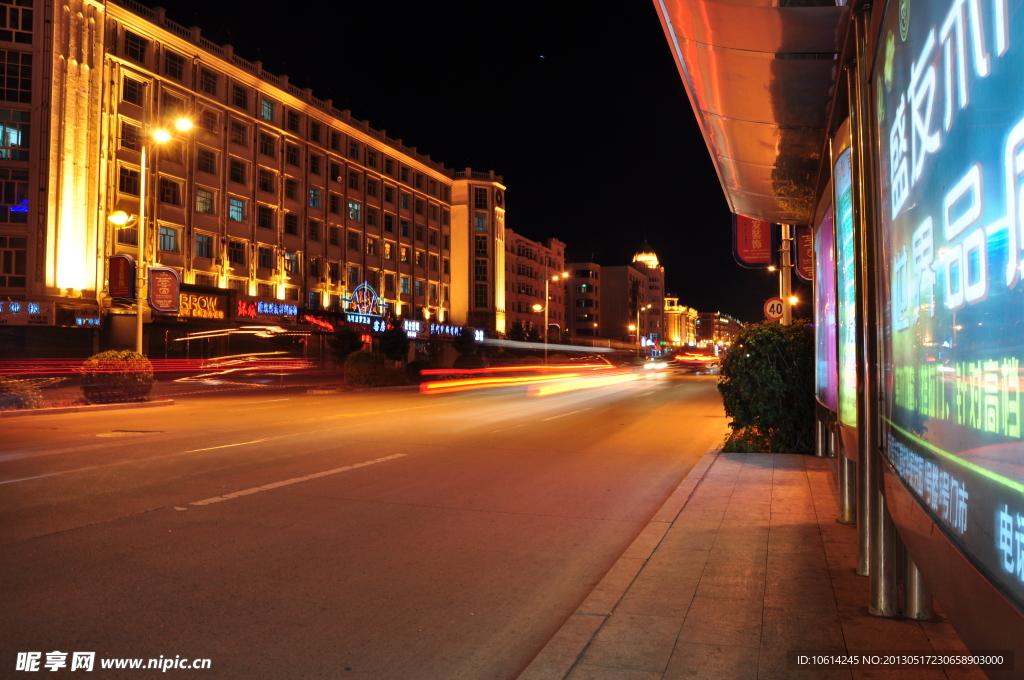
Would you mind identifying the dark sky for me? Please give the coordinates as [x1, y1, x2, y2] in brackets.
[150, 0, 810, 322]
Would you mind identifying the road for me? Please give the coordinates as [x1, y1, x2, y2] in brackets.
[1, 372, 728, 679]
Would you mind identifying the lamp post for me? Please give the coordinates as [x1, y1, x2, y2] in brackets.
[632, 303, 651, 357]
[107, 117, 193, 355]
[540, 271, 569, 363]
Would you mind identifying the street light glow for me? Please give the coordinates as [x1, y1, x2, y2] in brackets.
[107, 210, 134, 226]
[788, 296, 799, 304]
[174, 117, 193, 131]
[532, 303, 544, 312]
[152, 129, 172, 143]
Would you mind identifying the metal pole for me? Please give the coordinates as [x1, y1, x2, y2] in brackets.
[136, 144, 147, 355]
[780, 224, 792, 326]
[544, 276, 549, 364]
[902, 547, 933, 620]
[838, 435, 857, 523]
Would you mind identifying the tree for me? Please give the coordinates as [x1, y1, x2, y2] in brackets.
[453, 327, 477, 356]
[331, 326, 364, 364]
[526, 325, 542, 343]
[508, 320, 527, 342]
[378, 327, 411, 362]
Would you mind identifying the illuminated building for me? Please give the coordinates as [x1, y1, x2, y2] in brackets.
[565, 263, 601, 338]
[3, 0, 508, 355]
[695, 312, 741, 349]
[503, 230, 565, 340]
[664, 296, 697, 346]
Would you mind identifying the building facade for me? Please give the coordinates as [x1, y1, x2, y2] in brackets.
[664, 296, 697, 346]
[1, 0, 511, 356]
[503, 229, 565, 339]
[696, 311, 742, 350]
[565, 263, 601, 338]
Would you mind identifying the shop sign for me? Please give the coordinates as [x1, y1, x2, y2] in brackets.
[235, 299, 298, 322]
[56, 304, 101, 327]
[732, 215, 777, 268]
[0, 301, 55, 326]
[148, 268, 180, 313]
[794, 225, 813, 281]
[403, 320, 422, 338]
[108, 254, 135, 299]
[179, 292, 227, 320]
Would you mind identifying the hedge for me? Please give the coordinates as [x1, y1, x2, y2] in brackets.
[80, 350, 155, 404]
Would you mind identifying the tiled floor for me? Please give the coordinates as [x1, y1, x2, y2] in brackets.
[520, 453, 987, 680]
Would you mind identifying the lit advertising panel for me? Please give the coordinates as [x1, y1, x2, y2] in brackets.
[834, 148, 857, 427]
[876, 0, 1024, 607]
[815, 205, 838, 412]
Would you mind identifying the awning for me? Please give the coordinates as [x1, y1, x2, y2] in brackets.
[653, 0, 847, 224]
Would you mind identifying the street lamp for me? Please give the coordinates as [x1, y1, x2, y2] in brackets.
[542, 271, 569, 363]
[634, 303, 652, 357]
[107, 117, 193, 355]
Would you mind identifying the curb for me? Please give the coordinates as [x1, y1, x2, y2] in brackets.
[0, 399, 175, 418]
[516, 444, 722, 680]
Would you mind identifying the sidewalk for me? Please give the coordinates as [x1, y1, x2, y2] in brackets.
[518, 452, 985, 680]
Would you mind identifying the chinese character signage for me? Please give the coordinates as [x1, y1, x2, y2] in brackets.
[179, 292, 226, 319]
[834, 146, 857, 428]
[795, 225, 814, 282]
[814, 206, 838, 412]
[108, 254, 135, 299]
[235, 298, 298, 322]
[876, 0, 1024, 608]
[732, 215, 777, 268]
[0, 301, 54, 326]
[148, 267, 180, 313]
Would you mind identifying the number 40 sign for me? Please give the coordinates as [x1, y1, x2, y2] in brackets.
[764, 297, 784, 321]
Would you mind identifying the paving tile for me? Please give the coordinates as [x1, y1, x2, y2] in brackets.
[518, 613, 607, 680]
[642, 548, 710, 579]
[614, 572, 700, 618]
[678, 595, 762, 649]
[694, 573, 765, 601]
[662, 641, 759, 680]
[578, 557, 646, 616]
[565, 663, 663, 680]
[620, 522, 670, 561]
[579, 612, 684, 673]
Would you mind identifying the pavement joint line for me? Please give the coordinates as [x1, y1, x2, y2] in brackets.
[189, 453, 408, 506]
[186, 438, 271, 453]
[540, 408, 592, 422]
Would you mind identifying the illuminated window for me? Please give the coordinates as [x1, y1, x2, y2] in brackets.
[124, 31, 148, 63]
[0, 1, 32, 45]
[257, 205, 274, 229]
[232, 84, 248, 110]
[199, 110, 217, 133]
[400, 246, 409, 263]
[259, 133, 275, 157]
[308, 219, 320, 241]
[122, 77, 143, 105]
[258, 168, 274, 193]
[366, 237, 376, 256]
[228, 197, 246, 222]
[229, 158, 247, 185]
[195, 234, 213, 259]
[283, 252, 299, 274]
[474, 187, 488, 209]
[284, 213, 299, 235]
[348, 200, 361, 221]
[576, 284, 596, 294]
[384, 213, 394, 233]
[415, 250, 424, 268]
[0, 235, 26, 286]
[158, 178, 181, 206]
[229, 120, 248, 147]
[474, 283, 488, 309]
[309, 187, 322, 209]
[158, 226, 179, 252]
[197, 149, 217, 175]
[164, 51, 185, 80]
[260, 98, 275, 122]
[400, 276, 410, 295]
[0, 108, 29, 160]
[383, 242, 393, 260]
[118, 166, 140, 196]
[120, 120, 140, 152]
[199, 69, 218, 96]
[474, 212, 487, 232]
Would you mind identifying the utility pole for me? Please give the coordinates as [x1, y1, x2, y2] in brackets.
[779, 223, 793, 326]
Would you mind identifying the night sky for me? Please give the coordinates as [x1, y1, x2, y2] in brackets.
[149, 0, 810, 322]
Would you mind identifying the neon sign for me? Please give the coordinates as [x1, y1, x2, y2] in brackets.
[237, 301, 298, 319]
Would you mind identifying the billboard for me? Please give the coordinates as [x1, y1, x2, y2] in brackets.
[834, 148, 857, 427]
[732, 215, 777, 268]
[876, 0, 1024, 608]
[814, 205, 838, 412]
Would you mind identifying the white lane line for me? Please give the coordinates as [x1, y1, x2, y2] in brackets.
[186, 438, 269, 453]
[190, 453, 407, 507]
[540, 408, 592, 422]
[238, 398, 291, 404]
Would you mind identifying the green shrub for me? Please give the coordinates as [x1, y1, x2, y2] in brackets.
[379, 327, 411, 362]
[718, 321, 814, 453]
[344, 350, 385, 387]
[80, 350, 154, 404]
[331, 326, 364, 364]
[0, 376, 42, 410]
[405, 359, 431, 382]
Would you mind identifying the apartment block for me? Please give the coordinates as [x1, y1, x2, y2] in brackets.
[503, 229, 565, 340]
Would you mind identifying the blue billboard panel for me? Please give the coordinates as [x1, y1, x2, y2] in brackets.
[834, 149, 857, 427]
[815, 205, 839, 412]
[876, 0, 1024, 608]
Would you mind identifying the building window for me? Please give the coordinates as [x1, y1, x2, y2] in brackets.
[474, 283, 488, 309]
[443, 234, 450, 250]
[310, 154, 322, 176]
[575, 269, 596, 279]
[329, 193, 340, 215]
[366, 237, 376, 256]
[257, 205, 274, 229]
[366, 149, 377, 168]
[284, 213, 299, 235]
[286, 144, 299, 167]
[310, 121, 322, 143]
[195, 233, 213, 259]
[286, 110, 300, 133]
[366, 208, 378, 227]
[158, 177, 181, 205]
[120, 120, 140, 152]
[384, 185, 394, 203]
[162, 140, 183, 165]
[474, 235, 487, 256]
[384, 273, 395, 293]
[122, 77, 143, 105]
[197, 149, 217, 175]
[232, 84, 249, 109]
[164, 51, 185, 80]
[430, 254, 439, 272]
[0, 235, 26, 286]
[283, 252, 299, 275]
[347, 231, 360, 251]
[575, 298, 595, 308]
[226, 241, 245, 265]
[474, 212, 487, 232]
[199, 69, 218, 95]
[330, 131, 341, 152]
[329, 162, 342, 182]
[124, 31, 148, 63]
[400, 276, 410, 295]
[259, 97, 275, 122]
[414, 279, 424, 297]
[348, 140, 360, 160]
[199, 110, 217, 133]
[285, 178, 299, 201]
[259, 133, 275, 157]
[308, 219, 321, 241]
[415, 250, 424, 268]
[383, 242, 393, 260]
[158, 226, 179, 252]
[429, 204, 438, 221]
[415, 198, 425, 215]
[309, 187, 322, 209]
[229, 120, 248, 147]
[0, 108, 28, 161]
[348, 170, 360, 191]
[429, 282, 438, 302]
[399, 219, 410, 237]
[399, 192, 410, 210]
[255, 281, 273, 298]
[229, 158, 247, 185]
[429, 229, 438, 246]
[348, 265, 361, 287]
[400, 167, 409, 183]
[228, 197, 246, 222]
[384, 213, 394, 233]
[0, 1, 31, 45]
[443, 258, 449, 275]
[348, 200, 361, 221]
[576, 284, 596, 294]
[475, 259, 488, 281]
[328, 262, 340, 283]
[442, 209, 450, 226]
[415, 225, 424, 242]
[474, 187, 488, 209]
[329, 226, 340, 246]
[118, 166, 140, 196]
[309, 258, 321, 280]
[116, 228, 138, 246]
[400, 246, 409, 263]
[256, 246, 273, 270]
[414, 173, 424, 190]
[384, 157, 395, 176]
[366, 178, 378, 197]
[258, 168, 274, 193]
[0, 51, 31, 104]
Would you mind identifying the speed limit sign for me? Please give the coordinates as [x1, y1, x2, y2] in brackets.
[764, 297, 784, 321]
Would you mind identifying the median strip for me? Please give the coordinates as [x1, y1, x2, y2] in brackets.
[189, 453, 408, 506]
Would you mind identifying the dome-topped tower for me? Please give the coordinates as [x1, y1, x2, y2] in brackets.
[633, 239, 660, 268]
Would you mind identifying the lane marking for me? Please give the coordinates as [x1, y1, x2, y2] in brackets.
[190, 453, 408, 506]
[238, 398, 291, 404]
[540, 408, 592, 422]
[186, 439, 269, 453]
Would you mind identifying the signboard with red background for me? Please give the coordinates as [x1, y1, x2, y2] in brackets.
[732, 215, 777, 268]
[148, 267, 180, 313]
[108, 254, 135, 299]
[794, 225, 814, 282]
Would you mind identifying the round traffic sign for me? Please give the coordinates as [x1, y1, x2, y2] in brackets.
[764, 297, 784, 321]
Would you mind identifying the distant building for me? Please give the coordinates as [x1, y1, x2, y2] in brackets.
[503, 230, 566, 340]
[664, 296, 698, 346]
[565, 263, 601, 338]
[450, 172, 507, 335]
[696, 312, 742, 350]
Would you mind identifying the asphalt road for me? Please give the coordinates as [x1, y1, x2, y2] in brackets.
[1, 372, 728, 679]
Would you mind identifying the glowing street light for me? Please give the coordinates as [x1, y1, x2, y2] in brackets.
[531, 303, 543, 312]
[174, 117, 193, 132]
[788, 295, 799, 305]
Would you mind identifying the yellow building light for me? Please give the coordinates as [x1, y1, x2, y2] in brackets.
[174, 117, 193, 132]
[152, 129, 172, 143]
